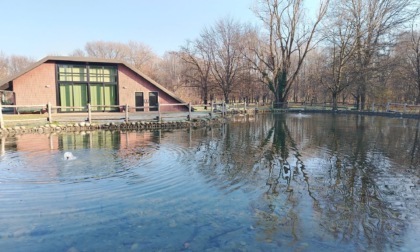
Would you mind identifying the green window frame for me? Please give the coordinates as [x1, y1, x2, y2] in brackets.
[89, 66, 117, 83]
[57, 64, 118, 112]
[58, 65, 87, 82]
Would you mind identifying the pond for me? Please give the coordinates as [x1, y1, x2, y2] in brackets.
[0, 113, 419, 252]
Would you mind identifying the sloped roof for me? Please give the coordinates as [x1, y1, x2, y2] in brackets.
[0, 56, 185, 104]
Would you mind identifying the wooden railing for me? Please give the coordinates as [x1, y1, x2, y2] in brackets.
[0, 101, 216, 128]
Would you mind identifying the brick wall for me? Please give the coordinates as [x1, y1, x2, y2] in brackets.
[118, 65, 188, 112]
[11, 61, 187, 112]
[13, 62, 56, 105]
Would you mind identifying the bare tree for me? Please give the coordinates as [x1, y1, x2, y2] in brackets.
[249, 0, 329, 107]
[201, 17, 247, 103]
[0, 52, 8, 81]
[126, 41, 157, 71]
[178, 40, 213, 107]
[0, 53, 35, 80]
[347, 0, 418, 109]
[73, 40, 160, 78]
[322, 1, 358, 110]
[392, 27, 420, 104]
[69, 49, 86, 57]
[155, 51, 185, 93]
[84, 41, 128, 59]
[408, 27, 420, 104]
[8, 55, 35, 75]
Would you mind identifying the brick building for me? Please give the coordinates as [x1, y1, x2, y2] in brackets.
[0, 56, 187, 112]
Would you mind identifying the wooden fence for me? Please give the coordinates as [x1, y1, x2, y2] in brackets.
[3, 100, 418, 129]
[0, 101, 232, 129]
[273, 101, 420, 114]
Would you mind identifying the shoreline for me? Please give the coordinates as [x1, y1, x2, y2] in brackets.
[0, 117, 227, 137]
[1, 109, 419, 137]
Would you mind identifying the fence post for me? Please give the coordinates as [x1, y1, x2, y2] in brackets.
[47, 101, 52, 122]
[188, 102, 191, 121]
[158, 103, 161, 122]
[0, 102, 4, 129]
[125, 104, 129, 123]
[88, 103, 92, 124]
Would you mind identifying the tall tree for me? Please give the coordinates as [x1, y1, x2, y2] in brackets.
[178, 40, 213, 107]
[347, 0, 418, 110]
[201, 17, 246, 103]
[408, 27, 420, 104]
[250, 0, 329, 107]
[392, 27, 420, 104]
[322, 1, 358, 110]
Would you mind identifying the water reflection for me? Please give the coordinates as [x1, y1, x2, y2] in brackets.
[0, 114, 419, 251]
[189, 114, 420, 251]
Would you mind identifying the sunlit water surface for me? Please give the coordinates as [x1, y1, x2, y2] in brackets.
[0, 113, 419, 252]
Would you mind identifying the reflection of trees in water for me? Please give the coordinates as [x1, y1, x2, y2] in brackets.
[309, 115, 412, 251]
[411, 120, 420, 169]
[192, 114, 312, 244]
[191, 114, 418, 250]
[369, 118, 420, 172]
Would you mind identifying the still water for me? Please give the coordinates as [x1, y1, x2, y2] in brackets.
[0, 113, 419, 252]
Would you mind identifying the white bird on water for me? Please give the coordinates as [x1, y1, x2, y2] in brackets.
[63, 152, 76, 160]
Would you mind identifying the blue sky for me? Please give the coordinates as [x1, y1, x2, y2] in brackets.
[1, 0, 258, 60]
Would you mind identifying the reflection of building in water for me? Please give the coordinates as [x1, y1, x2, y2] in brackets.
[7, 129, 194, 158]
[13, 134, 59, 152]
[8, 131, 161, 153]
[1, 131, 168, 182]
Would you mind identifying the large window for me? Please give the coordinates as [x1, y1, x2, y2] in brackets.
[90, 84, 117, 111]
[59, 83, 88, 112]
[58, 65, 87, 82]
[89, 66, 117, 83]
[57, 64, 118, 112]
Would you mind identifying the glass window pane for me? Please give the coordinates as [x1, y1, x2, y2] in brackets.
[60, 84, 73, 112]
[90, 84, 103, 111]
[104, 85, 116, 111]
[73, 84, 88, 111]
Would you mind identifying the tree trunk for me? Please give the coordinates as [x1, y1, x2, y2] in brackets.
[332, 92, 338, 111]
[417, 77, 420, 105]
[360, 86, 366, 110]
[355, 93, 360, 110]
[273, 70, 287, 108]
[224, 92, 229, 104]
[203, 85, 208, 110]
